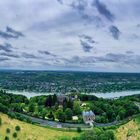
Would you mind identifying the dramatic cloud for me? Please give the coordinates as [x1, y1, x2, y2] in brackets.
[0, 52, 19, 58]
[0, 57, 9, 62]
[0, 31, 17, 39]
[22, 53, 38, 59]
[94, 0, 114, 21]
[0, 27, 24, 39]
[79, 34, 96, 52]
[80, 34, 96, 44]
[126, 51, 134, 54]
[57, 0, 63, 5]
[80, 40, 93, 52]
[56, 0, 102, 25]
[71, 0, 86, 12]
[38, 50, 56, 57]
[109, 25, 121, 40]
[0, 43, 13, 52]
[6, 26, 24, 38]
[95, 53, 140, 66]
[0, 0, 140, 72]
[39, 50, 51, 55]
[96, 53, 126, 62]
[65, 52, 140, 67]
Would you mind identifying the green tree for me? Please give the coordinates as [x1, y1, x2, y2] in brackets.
[52, 94, 57, 104]
[78, 129, 115, 140]
[77, 127, 82, 133]
[41, 109, 47, 119]
[15, 125, 21, 131]
[79, 130, 96, 140]
[13, 132, 17, 138]
[118, 109, 126, 120]
[105, 130, 114, 140]
[6, 128, 10, 134]
[4, 136, 9, 140]
[56, 108, 66, 122]
[73, 101, 81, 115]
[48, 111, 55, 121]
[45, 95, 53, 107]
[28, 103, 35, 112]
[65, 108, 73, 120]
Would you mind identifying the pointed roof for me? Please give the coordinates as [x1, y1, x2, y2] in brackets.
[82, 110, 95, 116]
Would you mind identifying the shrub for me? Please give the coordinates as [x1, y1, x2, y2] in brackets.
[15, 125, 21, 131]
[59, 137, 70, 140]
[72, 137, 80, 140]
[13, 132, 17, 138]
[127, 129, 133, 137]
[77, 127, 82, 133]
[4, 136, 9, 140]
[6, 128, 10, 134]
[79, 130, 115, 140]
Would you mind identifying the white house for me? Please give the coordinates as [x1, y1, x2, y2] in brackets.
[82, 111, 95, 125]
[72, 116, 78, 121]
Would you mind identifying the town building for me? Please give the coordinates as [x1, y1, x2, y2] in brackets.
[82, 110, 95, 125]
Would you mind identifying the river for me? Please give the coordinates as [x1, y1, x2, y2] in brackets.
[87, 90, 140, 99]
[7, 90, 54, 98]
[6, 90, 140, 99]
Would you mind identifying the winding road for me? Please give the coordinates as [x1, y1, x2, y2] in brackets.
[19, 113, 140, 130]
[20, 113, 91, 130]
[16, 101, 140, 130]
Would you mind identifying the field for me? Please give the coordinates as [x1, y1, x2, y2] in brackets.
[0, 113, 78, 140]
[116, 116, 140, 140]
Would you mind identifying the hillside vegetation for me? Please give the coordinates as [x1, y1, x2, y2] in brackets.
[0, 113, 78, 140]
[1, 112, 140, 140]
[116, 116, 140, 140]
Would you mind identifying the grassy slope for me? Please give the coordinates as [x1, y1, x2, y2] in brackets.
[116, 116, 140, 140]
[1, 112, 140, 140]
[0, 113, 78, 140]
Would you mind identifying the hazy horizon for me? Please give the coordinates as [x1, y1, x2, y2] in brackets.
[1, 68, 140, 74]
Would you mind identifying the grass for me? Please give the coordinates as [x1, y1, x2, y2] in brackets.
[1, 112, 140, 140]
[0, 113, 78, 140]
[116, 116, 140, 140]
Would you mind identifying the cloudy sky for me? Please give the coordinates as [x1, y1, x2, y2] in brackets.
[0, 0, 140, 72]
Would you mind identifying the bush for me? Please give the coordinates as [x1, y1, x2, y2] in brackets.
[4, 136, 9, 140]
[15, 125, 21, 131]
[127, 129, 133, 137]
[77, 127, 82, 133]
[6, 128, 10, 134]
[72, 137, 80, 140]
[13, 132, 17, 138]
[59, 137, 70, 140]
[79, 130, 115, 140]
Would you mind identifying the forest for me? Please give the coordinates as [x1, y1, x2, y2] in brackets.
[0, 90, 139, 124]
